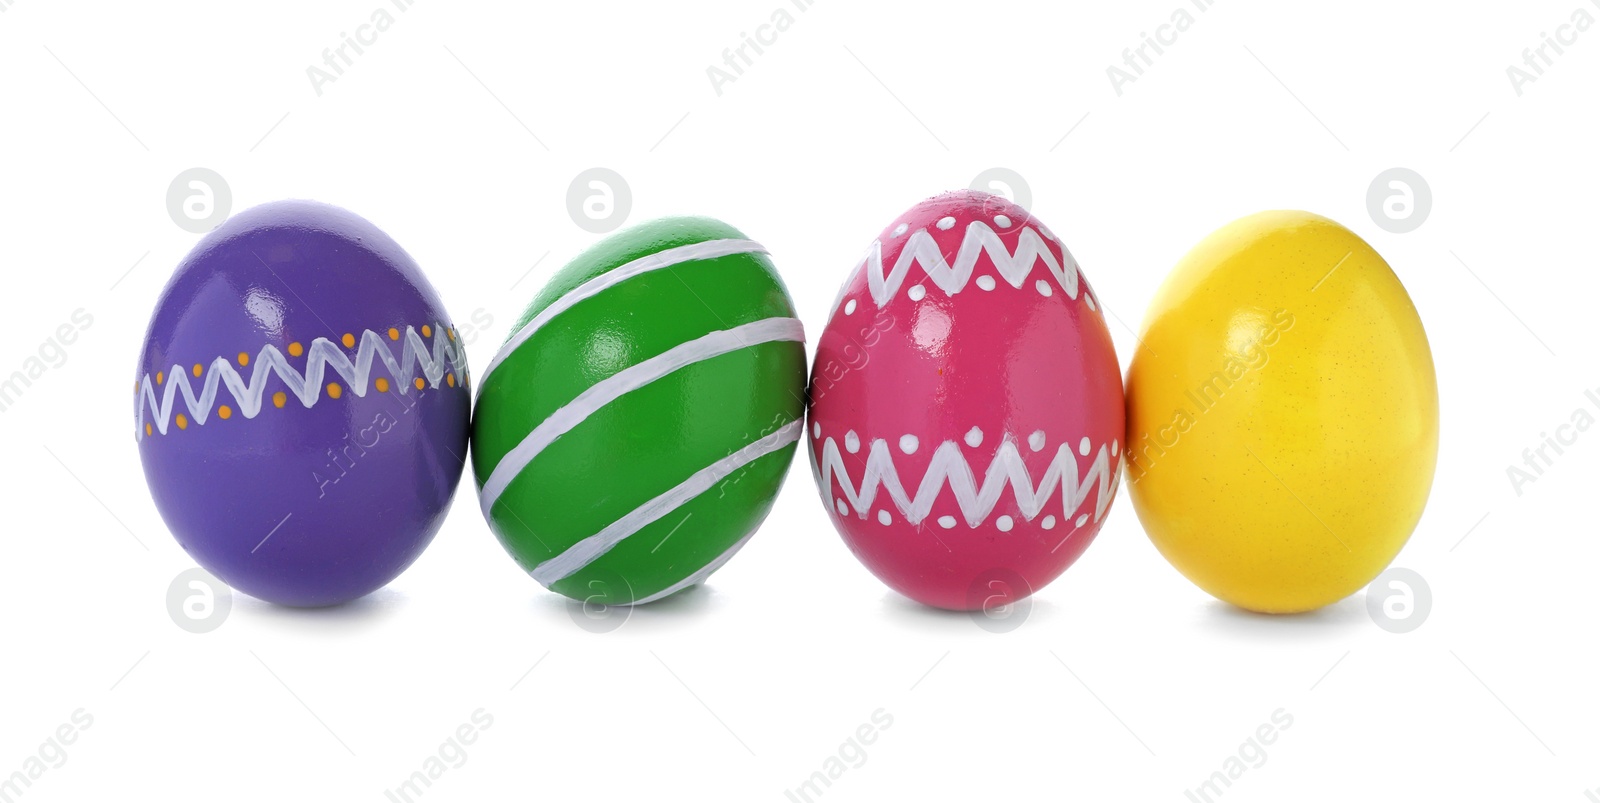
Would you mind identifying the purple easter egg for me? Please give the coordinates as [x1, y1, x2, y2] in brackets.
[135, 201, 471, 607]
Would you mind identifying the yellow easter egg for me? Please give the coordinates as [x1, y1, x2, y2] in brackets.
[1125, 211, 1438, 613]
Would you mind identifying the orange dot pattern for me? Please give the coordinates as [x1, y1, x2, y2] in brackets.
[141, 323, 463, 436]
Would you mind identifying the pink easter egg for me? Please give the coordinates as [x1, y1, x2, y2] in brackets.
[806, 190, 1124, 611]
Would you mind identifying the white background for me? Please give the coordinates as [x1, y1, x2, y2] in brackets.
[1, 0, 1596, 800]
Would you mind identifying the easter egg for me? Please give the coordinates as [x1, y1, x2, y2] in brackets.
[1125, 211, 1438, 614]
[471, 217, 806, 605]
[806, 191, 1124, 611]
[135, 201, 471, 607]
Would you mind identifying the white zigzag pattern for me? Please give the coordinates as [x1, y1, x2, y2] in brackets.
[812, 435, 1119, 528]
[854, 222, 1084, 309]
[134, 326, 468, 441]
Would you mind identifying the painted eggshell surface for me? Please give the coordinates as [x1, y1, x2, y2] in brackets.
[135, 201, 471, 607]
[472, 217, 807, 605]
[807, 191, 1124, 611]
[1125, 210, 1439, 614]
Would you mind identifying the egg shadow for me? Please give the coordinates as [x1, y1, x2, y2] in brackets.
[236, 586, 408, 632]
[1195, 594, 1368, 642]
[529, 582, 721, 635]
[877, 589, 1061, 636]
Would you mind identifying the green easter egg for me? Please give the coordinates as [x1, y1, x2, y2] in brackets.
[471, 218, 806, 605]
